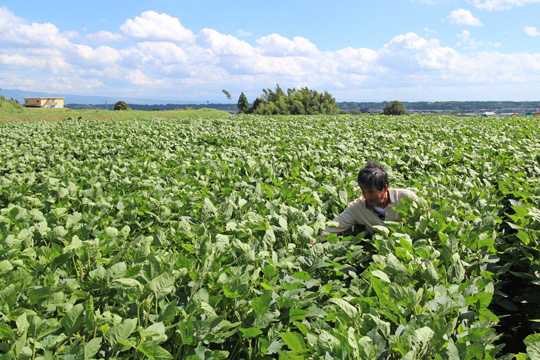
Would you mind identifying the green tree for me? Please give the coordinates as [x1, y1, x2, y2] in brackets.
[222, 89, 236, 113]
[113, 101, 130, 111]
[222, 89, 232, 101]
[249, 84, 340, 115]
[383, 100, 406, 115]
[237, 92, 250, 113]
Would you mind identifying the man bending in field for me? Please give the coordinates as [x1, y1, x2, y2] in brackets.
[318, 160, 418, 241]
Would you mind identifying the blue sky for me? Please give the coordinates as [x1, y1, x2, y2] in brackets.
[1, 0, 540, 102]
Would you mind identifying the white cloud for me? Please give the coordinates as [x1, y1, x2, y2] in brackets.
[127, 69, 157, 85]
[468, 0, 540, 10]
[2, 6, 540, 101]
[119, 11, 195, 43]
[378, 33, 458, 72]
[87, 30, 124, 43]
[197, 28, 254, 57]
[256, 34, 319, 57]
[447, 9, 483, 26]
[137, 42, 189, 64]
[0, 6, 71, 49]
[524, 26, 540, 36]
[70, 45, 121, 68]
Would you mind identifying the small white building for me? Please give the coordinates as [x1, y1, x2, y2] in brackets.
[24, 97, 64, 108]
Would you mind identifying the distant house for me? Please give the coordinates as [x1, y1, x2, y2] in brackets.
[534, 111, 540, 116]
[24, 97, 64, 108]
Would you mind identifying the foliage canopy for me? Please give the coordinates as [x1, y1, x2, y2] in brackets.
[240, 85, 340, 115]
[113, 100, 130, 111]
[0, 114, 539, 358]
[383, 100, 407, 115]
[237, 92, 250, 114]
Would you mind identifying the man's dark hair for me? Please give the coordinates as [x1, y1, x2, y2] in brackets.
[357, 161, 389, 190]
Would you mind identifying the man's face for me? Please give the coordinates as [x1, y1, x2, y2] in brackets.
[360, 184, 389, 208]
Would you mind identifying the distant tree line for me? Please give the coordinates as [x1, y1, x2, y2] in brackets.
[66, 103, 234, 111]
[65, 99, 540, 113]
[339, 101, 540, 112]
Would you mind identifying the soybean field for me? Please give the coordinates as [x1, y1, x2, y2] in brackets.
[0, 115, 539, 359]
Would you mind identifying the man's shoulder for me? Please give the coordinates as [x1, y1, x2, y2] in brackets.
[347, 197, 367, 208]
[389, 188, 419, 200]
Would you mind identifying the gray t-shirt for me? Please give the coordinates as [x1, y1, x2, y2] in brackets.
[322, 188, 418, 237]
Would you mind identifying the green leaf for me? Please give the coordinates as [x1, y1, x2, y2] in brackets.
[371, 270, 391, 283]
[138, 341, 174, 360]
[108, 261, 127, 279]
[263, 227, 276, 246]
[329, 298, 358, 319]
[141, 322, 167, 344]
[104, 318, 137, 346]
[294, 271, 310, 281]
[280, 332, 306, 352]
[114, 278, 142, 288]
[414, 327, 434, 344]
[61, 303, 84, 335]
[466, 292, 498, 322]
[36, 318, 61, 340]
[159, 299, 178, 325]
[84, 337, 102, 360]
[524, 333, 540, 360]
[252, 292, 273, 316]
[148, 272, 175, 297]
[339, 188, 348, 205]
[0, 260, 13, 275]
[0, 323, 15, 340]
[239, 327, 263, 338]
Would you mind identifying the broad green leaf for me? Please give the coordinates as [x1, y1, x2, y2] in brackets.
[414, 327, 434, 344]
[159, 299, 178, 325]
[114, 278, 142, 288]
[371, 270, 391, 283]
[66, 212, 82, 229]
[61, 303, 84, 335]
[148, 272, 175, 297]
[329, 298, 358, 319]
[280, 332, 306, 352]
[0, 260, 13, 275]
[239, 327, 263, 338]
[138, 341, 173, 360]
[252, 292, 273, 316]
[141, 322, 167, 344]
[36, 318, 61, 340]
[84, 337, 102, 360]
[0, 323, 15, 340]
[104, 318, 137, 346]
[63, 235, 82, 252]
[525, 334, 540, 360]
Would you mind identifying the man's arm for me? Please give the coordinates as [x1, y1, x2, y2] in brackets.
[316, 199, 366, 242]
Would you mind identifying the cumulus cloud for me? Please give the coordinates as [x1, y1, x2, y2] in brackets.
[524, 26, 540, 36]
[2, 6, 540, 101]
[119, 11, 195, 43]
[197, 28, 254, 57]
[256, 34, 319, 57]
[0, 6, 72, 49]
[87, 30, 124, 43]
[468, 0, 540, 10]
[447, 9, 483, 26]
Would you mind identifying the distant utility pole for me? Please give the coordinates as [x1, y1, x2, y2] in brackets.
[105, 100, 108, 111]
